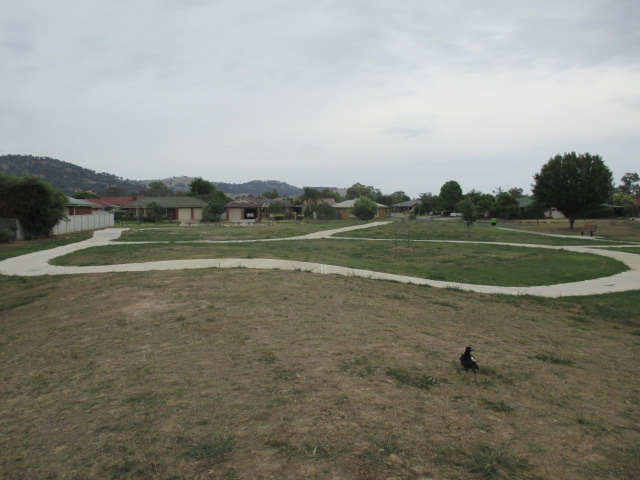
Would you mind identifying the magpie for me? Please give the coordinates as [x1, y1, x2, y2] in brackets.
[460, 346, 479, 382]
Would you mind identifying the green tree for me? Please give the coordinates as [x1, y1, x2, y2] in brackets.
[617, 172, 640, 196]
[73, 191, 99, 199]
[351, 196, 378, 220]
[456, 198, 478, 227]
[495, 192, 520, 219]
[261, 189, 279, 199]
[189, 177, 216, 196]
[310, 202, 338, 220]
[346, 183, 377, 200]
[418, 193, 439, 215]
[474, 193, 496, 218]
[144, 181, 172, 197]
[0, 174, 67, 238]
[611, 192, 638, 218]
[439, 180, 463, 212]
[203, 190, 229, 221]
[533, 152, 614, 229]
[302, 186, 321, 205]
[267, 201, 284, 216]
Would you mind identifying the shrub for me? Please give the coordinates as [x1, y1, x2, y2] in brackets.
[0, 229, 12, 244]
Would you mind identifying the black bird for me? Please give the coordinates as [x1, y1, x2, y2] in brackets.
[460, 346, 479, 382]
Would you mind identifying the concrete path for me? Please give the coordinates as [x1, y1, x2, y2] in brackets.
[1, 223, 639, 297]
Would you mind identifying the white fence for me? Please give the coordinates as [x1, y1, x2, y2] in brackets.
[52, 212, 114, 235]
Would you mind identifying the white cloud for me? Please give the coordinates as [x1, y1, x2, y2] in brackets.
[1, 1, 639, 196]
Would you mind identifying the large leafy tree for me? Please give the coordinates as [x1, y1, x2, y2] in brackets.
[532, 152, 614, 229]
[0, 174, 67, 238]
[144, 181, 172, 197]
[203, 190, 230, 221]
[346, 183, 378, 200]
[617, 172, 639, 196]
[189, 177, 216, 196]
[439, 180, 463, 212]
[495, 192, 520, 219]
[351, 196, 378, 220]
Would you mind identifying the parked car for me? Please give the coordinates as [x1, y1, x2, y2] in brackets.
[450, 212, 462, 217]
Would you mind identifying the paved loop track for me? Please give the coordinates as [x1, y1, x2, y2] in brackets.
[1, 222, 639, 297]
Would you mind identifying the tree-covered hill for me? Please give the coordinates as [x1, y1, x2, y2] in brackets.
[0, 155, 144, 195]
[0, 155, 306, 197]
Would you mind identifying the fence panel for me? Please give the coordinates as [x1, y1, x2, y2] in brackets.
[52, 212, 114, 235]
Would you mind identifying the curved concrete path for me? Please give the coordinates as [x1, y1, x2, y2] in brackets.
[1, 223, 639, 297]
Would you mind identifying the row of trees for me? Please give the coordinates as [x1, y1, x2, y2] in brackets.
[412, 153, 637, 229]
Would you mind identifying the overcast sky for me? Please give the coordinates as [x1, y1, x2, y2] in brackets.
[2, 1, 639, 197]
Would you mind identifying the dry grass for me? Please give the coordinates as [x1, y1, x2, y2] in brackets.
[1, 269, 639, 479]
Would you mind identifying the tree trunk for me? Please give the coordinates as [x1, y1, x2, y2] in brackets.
[569, 217, 576, 229]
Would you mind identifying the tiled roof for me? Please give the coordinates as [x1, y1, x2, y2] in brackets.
[333, 199, 388, 208]
[391, 200, 420, 208]
[86, 196, 145, 207]
[124, 197, 207, 208]
[225, 195, 271, 208]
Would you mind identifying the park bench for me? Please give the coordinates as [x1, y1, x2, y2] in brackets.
[581, 224, 598, 236]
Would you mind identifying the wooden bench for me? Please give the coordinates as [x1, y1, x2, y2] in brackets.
[581, 224, 598, 236]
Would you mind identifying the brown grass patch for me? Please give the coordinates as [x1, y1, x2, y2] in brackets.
[1, 270, 639, 479]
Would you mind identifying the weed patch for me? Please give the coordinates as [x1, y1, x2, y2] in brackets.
[386, 367, 438, 390]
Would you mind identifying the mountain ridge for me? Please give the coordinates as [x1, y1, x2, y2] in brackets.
[0, 155, 308, 197]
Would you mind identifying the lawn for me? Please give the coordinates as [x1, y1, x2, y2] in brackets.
[1, 270, 639, 480]
[50, 239, 628, 287]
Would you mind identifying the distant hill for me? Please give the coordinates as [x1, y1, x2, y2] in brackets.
[0, 155, 144, 195]
[140, 177, 304, 197]
[0, 154, 307, 197]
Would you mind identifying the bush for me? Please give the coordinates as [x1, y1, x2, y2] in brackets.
[274, 214, 285, 221]
[351, 196, 378, 221]
[0, 174, 67, 238]
[296, 214, 305, 221]
[0, 229, 12, 244]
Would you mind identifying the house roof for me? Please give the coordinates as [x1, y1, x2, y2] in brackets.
[124, 197, 207, 208]
[67, 197, 100, 208]
[517, 197, 535, 208]
[86, 196, 145, 207]
[225, 195, 271, 208]
[391, 200, 420, 208]
[332, 199, 388, 209]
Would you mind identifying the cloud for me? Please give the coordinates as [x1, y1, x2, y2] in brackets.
[1, 1, 639, 196]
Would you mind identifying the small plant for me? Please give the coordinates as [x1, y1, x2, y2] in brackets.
[339, 356, 377, 377]
[386, 368, 437, 390]
[530, 353, 575, 366]
[481, 398, 513, 413]
[465, 443, 529, 480]
[184, 434, 236, 463]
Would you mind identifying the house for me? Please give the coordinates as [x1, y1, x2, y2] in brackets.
[122, 197, 207, 222]
[332, 199, 388, 220]
[225, 196, 272, 223]
[67, 197, 100, 215]
[390, 199, 420, 214]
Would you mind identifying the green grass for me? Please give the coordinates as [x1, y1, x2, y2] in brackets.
[530, 354, 575, 366]
[333, 220, 630, 245]
[50, 238, 628, 287]
[115, 220, 364, 242]
[386, 367, 438, 390]
[183, 434, 236, 463]
[0, 230, 91, 261]
[464, 443, 530, 480]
